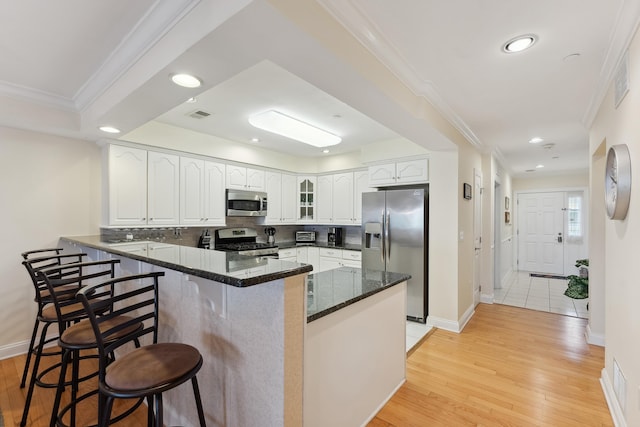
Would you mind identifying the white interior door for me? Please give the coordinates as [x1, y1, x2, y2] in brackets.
[473, 169, 482, 305]
[517, 192, 565, 274]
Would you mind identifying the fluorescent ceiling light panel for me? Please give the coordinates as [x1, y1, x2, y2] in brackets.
[248, 110, 341, 147]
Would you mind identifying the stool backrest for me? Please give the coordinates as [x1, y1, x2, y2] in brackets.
[22, 253, 88, 304]
[76, 272, 165, 377]
[35, 260, 121, 330]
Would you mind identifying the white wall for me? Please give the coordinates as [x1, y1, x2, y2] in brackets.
[590, 24, 640, 425]
[0, 127, 101, 357]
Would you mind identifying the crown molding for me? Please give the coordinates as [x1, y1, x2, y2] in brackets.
[582, 0, 640, 127]
[0, 0, 201, 115]
[316, 0, 483, 148]
[0, 80, 76, 111]
[74, 0, 202, 112]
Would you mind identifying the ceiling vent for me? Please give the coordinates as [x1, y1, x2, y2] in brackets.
[187, 110, 211, 119]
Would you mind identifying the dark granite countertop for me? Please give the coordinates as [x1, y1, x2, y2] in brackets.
[61, 235, 312, 288]
[306, 267, 410, 322]
[277, 241, 362, 251]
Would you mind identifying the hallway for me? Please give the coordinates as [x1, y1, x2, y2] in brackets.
[494, 271, 589, 319]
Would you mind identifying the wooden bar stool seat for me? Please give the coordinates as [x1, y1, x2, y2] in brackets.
[77, 272, 207, 427]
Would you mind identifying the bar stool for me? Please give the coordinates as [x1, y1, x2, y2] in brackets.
[20, 249, 87, 388]
[20, 258, 116, 427]
[37, 260, 145, 427]
[77, 271, 207, 427]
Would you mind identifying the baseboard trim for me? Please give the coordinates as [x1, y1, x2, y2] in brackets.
[0, 333, 58, 361]
[0, 339, 30, 361]
[427, 305, 475, 333]
[361, 378, 406, 427]
[586, 324, 605, 347]
[600, 368, 626, 427]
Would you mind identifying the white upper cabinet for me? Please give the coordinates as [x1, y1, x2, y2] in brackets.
[108, 146, 179, 226]
[331, 173, 354, 224]
[353, 170, 371, 224]
[316, 171, 367, 225]
[368, 158, 428, 187]
[226, 165, 265, 191]
[108, 145, 147, 226]
[180, 157, 225, 226]
[147, 151, 180, 225]
[265, 171, 296, 224]
[316, 174, 334, 224]
[297, 176, 316, 223]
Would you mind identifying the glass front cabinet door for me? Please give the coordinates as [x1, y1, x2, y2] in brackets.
[297, 176, 316, 222]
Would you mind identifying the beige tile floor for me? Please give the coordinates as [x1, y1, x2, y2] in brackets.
[494, 271, 589, 319]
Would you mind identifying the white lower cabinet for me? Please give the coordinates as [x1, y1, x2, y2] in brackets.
[278, 247, 297, 262]
[318, 248, 361, 272]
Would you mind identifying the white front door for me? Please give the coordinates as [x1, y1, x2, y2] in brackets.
[517, 192, 565, 274]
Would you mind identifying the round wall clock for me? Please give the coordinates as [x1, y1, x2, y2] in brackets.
[605, 144, 632, 220]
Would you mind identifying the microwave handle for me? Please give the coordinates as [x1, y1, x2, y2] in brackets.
[261, 197, 267, 212]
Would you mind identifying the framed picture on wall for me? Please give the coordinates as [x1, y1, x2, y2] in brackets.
[505, 211, 511, 224]
[505, 196, 510, 210]
[463, 183, 472, 200]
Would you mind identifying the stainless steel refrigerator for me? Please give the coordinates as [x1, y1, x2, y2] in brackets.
[362, 187, 428, 323]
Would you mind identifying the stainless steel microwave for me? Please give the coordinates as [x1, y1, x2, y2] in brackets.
[226, 189, 268, 217]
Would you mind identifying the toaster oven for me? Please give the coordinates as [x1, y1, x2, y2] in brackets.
[295, 231, 316, 243]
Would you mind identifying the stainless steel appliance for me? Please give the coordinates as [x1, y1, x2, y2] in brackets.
[295, 231, 316, 244]
[362, 187, 428, 323]
[327, 227, 343, 246]
[264, 227, 276, 245]
[214, 227, 278, 257]
[226, 189, 268, 217]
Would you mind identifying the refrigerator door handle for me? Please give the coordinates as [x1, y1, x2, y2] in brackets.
[385, 211, 390, 261]
[380, 211, 386, 263]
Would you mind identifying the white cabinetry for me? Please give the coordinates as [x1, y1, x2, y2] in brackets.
[278, 247, 297, 262]
[265, 172, 297, 224]
[297, 176, 316, 223]
[108, 145, 147, 226]
[317, 171, 368, 225]
[226, 165, 265, 191]
[368, 158, 428, 187]
[318, 248, 361, 272]
[108, 145, 179, 226]
[147, 151, 180, 225]
[353, 170, 371, 224]
[180, 157, 226, 226]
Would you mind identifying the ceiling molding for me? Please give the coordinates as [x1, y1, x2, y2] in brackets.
[74, 0, 202, 112]
[0, 0, 201, 115]
[0, 80, 76, 111]
[316, 0, 482, 149]
[582, 0, 640, 128]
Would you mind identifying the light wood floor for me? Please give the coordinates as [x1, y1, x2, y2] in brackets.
[369, 303, 613, 427]
[1, 304, 613, 426]
[0, 349, 147, 426]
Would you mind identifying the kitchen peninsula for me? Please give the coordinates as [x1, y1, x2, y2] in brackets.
[59, 235, 409, 427]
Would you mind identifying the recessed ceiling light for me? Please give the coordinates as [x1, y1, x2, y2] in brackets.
[503, 34, 537, 53]
[536, 164, 545, 168]
[529, 137, 544, 144]
[251, 138, 260, 143]
[322, 149, 330, 154]
[186, 97, 197, 103]
[248, 110, 341, 148]
[171, 73, 202, 88]
[99, 126, 120, 134]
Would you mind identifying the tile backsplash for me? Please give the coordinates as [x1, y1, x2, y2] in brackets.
[101, 219, 362, 248]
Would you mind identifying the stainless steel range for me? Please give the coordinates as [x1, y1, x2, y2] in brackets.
[214, 227, 279, 257]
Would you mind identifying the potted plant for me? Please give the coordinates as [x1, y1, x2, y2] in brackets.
[564, 259, 588, 299]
